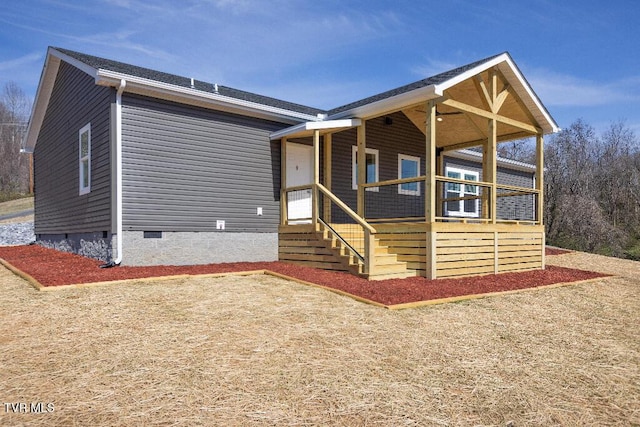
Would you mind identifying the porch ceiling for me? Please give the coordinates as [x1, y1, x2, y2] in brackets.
[402, 68, 540, 149]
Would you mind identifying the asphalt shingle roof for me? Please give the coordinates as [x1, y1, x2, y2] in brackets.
[54, 47, 327, 117]
[328, 52, 506, 115]
[54, 47, 512, 120]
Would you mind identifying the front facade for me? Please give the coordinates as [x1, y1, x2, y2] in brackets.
[24, 47, 557, 278]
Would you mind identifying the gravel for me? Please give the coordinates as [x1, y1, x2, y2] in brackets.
[0, 221, 35, 246]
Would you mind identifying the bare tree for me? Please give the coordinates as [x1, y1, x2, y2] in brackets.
[594, 121, 640, 228]
[544, 119, 640, 257]
[0, 82, 30, 199]
[497, 137, 535, 163]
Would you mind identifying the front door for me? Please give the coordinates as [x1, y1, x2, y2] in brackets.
[286, 142, 313, 223]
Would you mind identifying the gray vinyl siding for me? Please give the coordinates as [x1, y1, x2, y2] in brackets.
[33, 61, 113, 234]
[121, 94, 285, 232]
[331, 111, 427, 219]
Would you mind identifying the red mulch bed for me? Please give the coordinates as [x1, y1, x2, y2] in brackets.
[0, 245, 607, 307]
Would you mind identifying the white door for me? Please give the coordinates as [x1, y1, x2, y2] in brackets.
[286, 142, 313, 223]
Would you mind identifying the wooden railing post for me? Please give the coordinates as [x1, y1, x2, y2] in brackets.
[364, 228, 375, 275]
[357, 124, 366, 217]
[312, 130, 320, 228]
[323, 133, 332, 222]
[312, 184, 319, 228]
[280, 137, 288, 225]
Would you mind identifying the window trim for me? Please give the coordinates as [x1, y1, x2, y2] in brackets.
[351, 146, 379, 191]
[445, 166, 479, 217]
[79, 123, 91, 195]
[397, 154, 421, 196]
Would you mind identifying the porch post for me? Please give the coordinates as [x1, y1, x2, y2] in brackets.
[536, 133, 546, 269]
[425, 100, 437, 279]
[485, 118, 497, 224]
[435, 148, 443, 217]
[356, 123, 366, 217]
[312, 130, 320, 226]
[280, 137, 288, 226]
[484, 70, 498, 224]
[323, 133, 332, 221]
[535, 133, 544, 224]
[425, 100, 436, 223]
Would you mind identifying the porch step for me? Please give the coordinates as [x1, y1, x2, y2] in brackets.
[361, 270, 421, 280]
[280, 223, 415, 280]
[319, 223, 413, 280]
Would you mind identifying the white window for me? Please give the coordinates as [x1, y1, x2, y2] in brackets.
[352, 146, 379, 191]
[398, 154, 420, 195]
[79, 123, 91, 195]
[445, 166, 479, 217]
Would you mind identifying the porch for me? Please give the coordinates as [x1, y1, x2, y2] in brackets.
[279, 181, 544, 280]
[273, 57, 552, 280]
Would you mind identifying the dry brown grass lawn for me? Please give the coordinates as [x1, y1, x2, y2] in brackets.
[0, 252, 638, 426]
[0, 196, 34, 224]
[0, 197, 33, 216]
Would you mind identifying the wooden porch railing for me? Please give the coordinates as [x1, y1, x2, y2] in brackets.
[361, 175, 541, 225]
[282, 183, 378, 275]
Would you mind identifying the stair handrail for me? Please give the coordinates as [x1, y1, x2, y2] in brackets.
[315, 183, 377, 234]
[315, 183, 377, 275]
[317, 217, 364, 262]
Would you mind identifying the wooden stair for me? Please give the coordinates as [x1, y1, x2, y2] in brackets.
[279, 223, 415, 280]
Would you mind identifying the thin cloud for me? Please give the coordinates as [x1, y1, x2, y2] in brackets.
[411, 59, 459, 79]
[0, 53, 42, 72]
[528, 69, 640, 107]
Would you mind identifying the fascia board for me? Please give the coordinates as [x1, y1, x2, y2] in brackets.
[96, 70, 320, 124]
[22, 53, 62, 153]
[50, 48, 100, 79]
[432, 54, 511, 95]
[270, 118, 362, 140]
[270, 122, 307, 140]
[328, 84, 441, 120]
[23, 48, 100, 153]
[496, 58, 560, 134]
[306, 118, 361, 130]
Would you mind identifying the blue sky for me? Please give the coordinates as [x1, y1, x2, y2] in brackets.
[1, 0, 639, 134]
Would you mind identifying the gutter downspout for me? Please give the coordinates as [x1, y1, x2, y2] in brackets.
[100, 79, 127, 268]
[114, 79, 126, 265]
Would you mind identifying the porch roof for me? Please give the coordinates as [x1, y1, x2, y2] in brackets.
[272, 52, 559, 147]
[269, 118, 362, 140]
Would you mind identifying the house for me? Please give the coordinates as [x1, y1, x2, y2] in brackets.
[23, 47, 558, 279]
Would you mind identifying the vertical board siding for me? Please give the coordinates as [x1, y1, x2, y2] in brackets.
[34, 61, 113, 234]
[121, 94, 286, 232]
